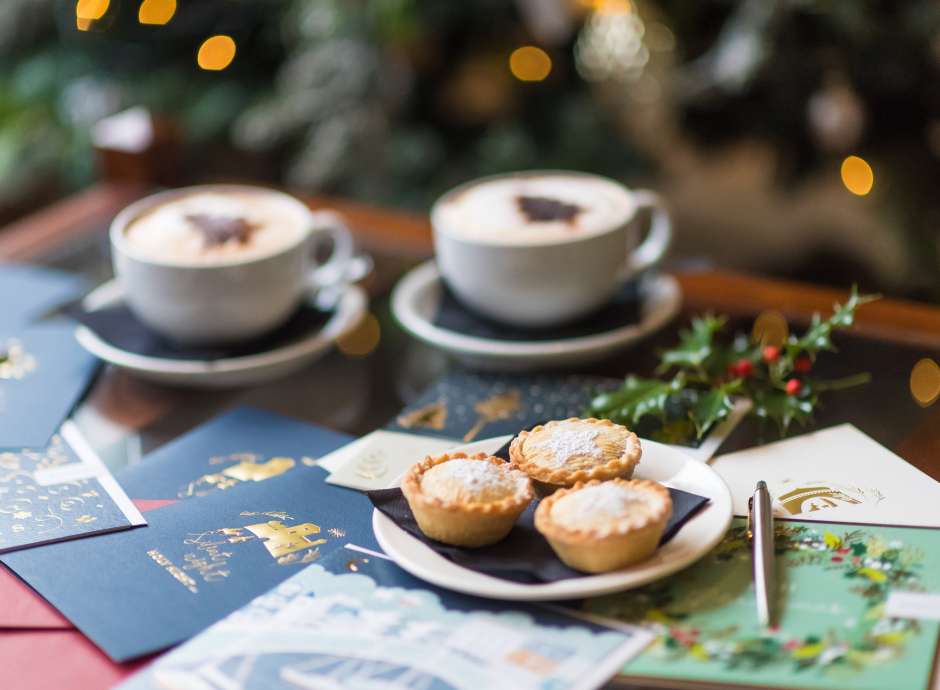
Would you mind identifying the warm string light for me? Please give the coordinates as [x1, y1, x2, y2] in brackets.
[752, 310, 789, 348]
[138, 0, 177, 25]
[841, 155, 874, 196]
[509, 46, 552, 82]
[910, 358, 940, 407]
[336, 314, 381, 357]
[75, 0, 109, 30]
[197, 35, 237, 71]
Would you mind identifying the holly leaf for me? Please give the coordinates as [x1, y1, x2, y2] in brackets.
[658, 315, 726, 373]
[588, 375, 683, 426]
[689, 382, 740, 439]
[752, 389, 815, 434]
[792, 286, 878, 356]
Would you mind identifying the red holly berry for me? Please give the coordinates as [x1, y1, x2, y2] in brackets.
[728, 358, 753, 378]
[785, 378, 802, 396]
[762, 345, 780, 363]
[793, 355, 812, 373]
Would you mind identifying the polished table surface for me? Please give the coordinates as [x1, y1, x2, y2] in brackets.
[5, 182, 940, 689]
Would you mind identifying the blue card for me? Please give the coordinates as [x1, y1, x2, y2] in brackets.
[0, 263, 86, 328]
[1, 464, 380, 661]
[116, 548, 652, 690]
[0, 421, 145, 553]
[117, 406, 355, 501]
[0, 322, 99, 449]
[388, 370, 611, 443]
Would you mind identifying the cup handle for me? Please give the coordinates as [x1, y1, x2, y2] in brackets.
[624, 189, 672, 276]
[305, 210, 355, 289]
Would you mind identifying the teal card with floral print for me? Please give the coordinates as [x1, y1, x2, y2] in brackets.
[583, 518, 940, 690]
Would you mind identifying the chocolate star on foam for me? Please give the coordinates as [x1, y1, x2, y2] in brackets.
[517, 195, 582, 224]
[185, 214, 257, 247]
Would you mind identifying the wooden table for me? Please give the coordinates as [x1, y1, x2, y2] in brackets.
[5, 182, 940, 689]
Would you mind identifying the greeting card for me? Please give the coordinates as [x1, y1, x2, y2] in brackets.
[0, 421, 144, 553]
[116, 548, 652, 690]
[0, 263, 86, 328]
[1, 463, 378, 661]
[116, 406, 354, 501]
[584, 518, 940, 690]
[710, 424, 940, 526]
[0, 323, 99, 449]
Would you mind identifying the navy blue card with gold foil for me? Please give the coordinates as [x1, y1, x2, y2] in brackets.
[387, 370, 612, 443]
[0, 263, 86, 328]
[1, 462, 379, 661]
[0, 323, 100, 449]
[0, 422, 145, 553]
[116, 406, 355, 501]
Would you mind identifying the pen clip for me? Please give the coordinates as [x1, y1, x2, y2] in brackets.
[747, 495, 754, 539]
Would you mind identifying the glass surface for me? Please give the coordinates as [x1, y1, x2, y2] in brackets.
[31, 222, 940, 482]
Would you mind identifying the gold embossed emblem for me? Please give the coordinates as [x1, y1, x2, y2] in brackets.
[777, 483, 879, 515]
[464, 389, 521, 442]
[0, 339, 37, 380]
[354, 451, 387, 480]
[178, 454, 297, 498]
[244, 520, 327, 559]
[397, 400, 448, 431]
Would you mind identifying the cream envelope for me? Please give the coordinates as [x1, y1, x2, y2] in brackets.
[323, 430, 458, 491]
[710, 424, 940, 526]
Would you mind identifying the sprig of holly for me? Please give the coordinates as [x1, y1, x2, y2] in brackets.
[588, 287, 878, 441]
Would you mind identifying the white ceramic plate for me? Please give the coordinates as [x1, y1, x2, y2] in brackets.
[373, 435, 732, 601]
[75, 280, 368, 388]
[391, 260, 682, 371]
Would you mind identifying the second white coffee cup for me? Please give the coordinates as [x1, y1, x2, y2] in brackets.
[110, 185, 353, 345]
[431, 171, 672, 327]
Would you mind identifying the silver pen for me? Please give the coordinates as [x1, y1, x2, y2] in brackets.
[748, 480, 776, 627]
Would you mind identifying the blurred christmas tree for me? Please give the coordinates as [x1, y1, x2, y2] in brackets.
[5, 0, 940, 296]
[0, 0, 645, 213]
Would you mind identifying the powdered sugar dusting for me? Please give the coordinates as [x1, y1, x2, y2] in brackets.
[527, 422, 603, 468]
[422, 458, 526, 503]
[551, 482, 655, 531]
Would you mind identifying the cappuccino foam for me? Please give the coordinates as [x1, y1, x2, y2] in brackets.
[434, 173, 634, 245]
[123, 190, 309, 265]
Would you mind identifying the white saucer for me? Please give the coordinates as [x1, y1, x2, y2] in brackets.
[75, 280, 368, 388]
[391, 260, 682, 371]
[373, 435, 732, 602]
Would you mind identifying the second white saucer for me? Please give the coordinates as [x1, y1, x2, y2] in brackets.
[391, 260, 682, 371]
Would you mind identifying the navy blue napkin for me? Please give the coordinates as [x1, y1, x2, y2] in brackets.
[369, 427, 709, 583]
[71, 303, 332, 361]
[368, 485, 708, 583]
[434, 280, 641, 342]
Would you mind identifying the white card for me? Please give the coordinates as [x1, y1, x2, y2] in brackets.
[324, 430, 458, 491]
[710, 423, 940, 526]
[884, 591, 940, 621]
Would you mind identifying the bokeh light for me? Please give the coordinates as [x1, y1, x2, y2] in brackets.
[336, 314, 381, 357]
[752, 310, 789, 348]
[197, 35, 237, 71]
[910, 358, 940, 407]
[138, 0, 176, 25]
[841, 155, 874, 196]
[76, 0, 109, 30]
[509, 46, 552, 82]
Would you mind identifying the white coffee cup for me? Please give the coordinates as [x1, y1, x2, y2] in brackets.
[110, 184, 353, 345]
[431, 170, 672, 327]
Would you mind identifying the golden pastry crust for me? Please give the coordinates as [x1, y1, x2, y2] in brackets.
[400, 452, 533, 547]
[534, 479, 671, 573]
[508, 417, 641, 490]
